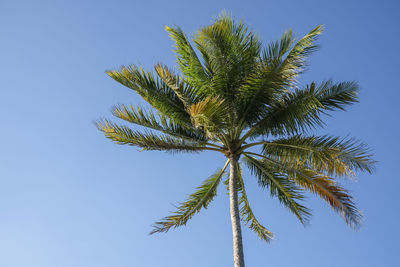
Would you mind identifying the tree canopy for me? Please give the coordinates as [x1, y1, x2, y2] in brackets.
[96, 13, 375, 264]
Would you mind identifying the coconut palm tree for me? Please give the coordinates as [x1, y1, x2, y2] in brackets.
[96, 13, 375, 267]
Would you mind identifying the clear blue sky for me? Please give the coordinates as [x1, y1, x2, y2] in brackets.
[1, 0, 398, 266]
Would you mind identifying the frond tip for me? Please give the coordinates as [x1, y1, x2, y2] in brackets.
[259, 154, 364, 229]
[289, 168, 363, 229]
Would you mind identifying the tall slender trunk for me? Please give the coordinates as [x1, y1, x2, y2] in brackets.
[229, 156, 245, 267]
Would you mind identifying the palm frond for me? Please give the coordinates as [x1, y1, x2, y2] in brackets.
[237, 59, 291, 126]
[112, 104, 208, 142]
[154, 64, 199, 107]
[243, 154, 311, 224]
[95, 119, 210, 153]
[315, 80, 359, 111]
[236, 163, 274, 242]
[165, 25, 210, 90]
[264, 29, 295, 62]
[261, 156, 363, 229]
[150, 160, 230, 234]
[262, 135, 376, 177]
[293, 169, 362, 229]
[243, 84, 324, 140]
[236, 26, 322, 130]
[106, 65, 191, 124]
[238, 27, 322, 127]
[281, 25, 324, 79]
[194, 12, 261, 100]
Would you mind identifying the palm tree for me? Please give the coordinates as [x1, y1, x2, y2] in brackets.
[96, 13, 375, 267]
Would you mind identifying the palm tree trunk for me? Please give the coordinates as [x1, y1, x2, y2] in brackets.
[229, 156, 245, 267]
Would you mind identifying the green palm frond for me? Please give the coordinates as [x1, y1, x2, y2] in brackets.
[165, 25, 210, 90]
[236, 29, 296, 126]
[243, 84, 324, 140]
[112, 104, 209, 142]
[150, 160, 230, 234]
[236, 26, 322, 129]
[236, 163, 274, 242]
[194, 12, 261, 100]
[240, 79, 360, 141]
[106, 65, 191, 124]
[154, 64, 199, 107]
[262, 135, 375, 177]
[95, 119, 212, 153]
[315, 80, 359, 111]
[237, 58, 291, 126]
[281, 25, 323, 79]
[244, 154, 311, 224]
[261, 156, 363, 229]
[264, 29, 295, 62]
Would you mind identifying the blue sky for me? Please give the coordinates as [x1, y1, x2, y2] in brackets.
[1, 0, 399, 266]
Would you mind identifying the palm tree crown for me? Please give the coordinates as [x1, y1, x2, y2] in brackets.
[97, 12, 375, 266]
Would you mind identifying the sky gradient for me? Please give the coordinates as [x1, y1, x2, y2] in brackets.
[1, 0, 399, 266]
